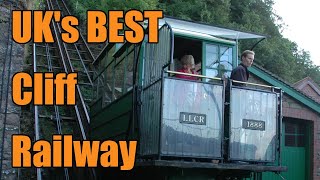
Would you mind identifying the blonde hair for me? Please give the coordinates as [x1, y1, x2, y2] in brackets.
[180, 55, 195, 66]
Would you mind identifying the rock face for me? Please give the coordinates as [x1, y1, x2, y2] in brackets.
[0, 1, 26, 179]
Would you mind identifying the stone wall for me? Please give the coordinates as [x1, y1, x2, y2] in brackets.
[0, 1, 27, 179]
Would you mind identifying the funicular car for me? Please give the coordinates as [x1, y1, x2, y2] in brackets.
[89, 16, 287, 180]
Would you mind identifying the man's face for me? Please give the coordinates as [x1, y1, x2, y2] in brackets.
[242, 54, 254, 67]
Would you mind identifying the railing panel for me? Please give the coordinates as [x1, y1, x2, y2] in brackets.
[229, 87, 277, 162]
[139, 81, 162, 156]
[161, 78, 223, 158]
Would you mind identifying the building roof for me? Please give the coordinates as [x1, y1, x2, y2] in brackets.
[293, 76, 320, 103]
[294, 77, 320, 93]
[249, 63, 320, 114]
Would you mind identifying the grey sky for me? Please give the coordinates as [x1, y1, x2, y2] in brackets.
[273, 0, 320, 66]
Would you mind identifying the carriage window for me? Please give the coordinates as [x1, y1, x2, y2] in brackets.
[92, 44, 116, 104]
[205, 44, 233, 81]
[124, 48, 135, 92]
[284, 121, 306, 147]
[113, 44, 135, 98]
[113, 61, 124, 99]
[92, 43, 139, 107]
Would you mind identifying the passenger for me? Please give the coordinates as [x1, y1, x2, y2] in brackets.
[225, 50, 255, 103]
[175, 55, 199, 81]
[224, 50, 255, 163]
[229, 50, 255, 86]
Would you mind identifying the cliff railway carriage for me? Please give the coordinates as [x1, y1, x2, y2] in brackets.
[89, 16, 287, 179]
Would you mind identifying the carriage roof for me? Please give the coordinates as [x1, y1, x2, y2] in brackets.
[144, 16, 267, 41]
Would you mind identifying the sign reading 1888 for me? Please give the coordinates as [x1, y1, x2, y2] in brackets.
[179, 112, 206, 125]
[242, 119, 265, 131]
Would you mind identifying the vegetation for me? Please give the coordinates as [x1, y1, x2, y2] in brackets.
[66, 0, 320, 86]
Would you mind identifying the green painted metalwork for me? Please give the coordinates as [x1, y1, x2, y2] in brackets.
[173, 30, 236, 45]
[90, 92, 133, 139]
[250, 66, 320, 114]
[89, 18, 290, 179]
[262, 120, 309, 180]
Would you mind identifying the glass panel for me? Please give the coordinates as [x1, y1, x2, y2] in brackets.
[297, 135, 305, 147]
[105, 62, 114, 103]
[106, 45, 116, 67]
[161, 78, 223, 158]
[219, 46, 233, 71]
[223, 71, 231, 79]
[285, 135, 296, 147]
[124, 50, 134, 92]
[229, 88, 277, 162]
[206, 44, 218, 68]
[205, 69, 218, 82]
[113, 60, 125, 98]
[220, 61, 232, 72]
[205, 44, 233, 80]
[285, 123, 295, 134]
[297, 125, 305, 134]
[115, 43, 124, 51]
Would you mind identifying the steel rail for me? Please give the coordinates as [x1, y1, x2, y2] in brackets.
[53, 0, 93, 86]
[45, 43, 70, 180]
[49, 0, 91, 126]
[46, 0, 87, 141]
[60, 0, 96, 62]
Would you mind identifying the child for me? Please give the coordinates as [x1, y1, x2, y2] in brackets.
[176, 55, 198, 81]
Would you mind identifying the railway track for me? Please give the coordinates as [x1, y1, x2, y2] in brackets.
[28, 0, 101, 179]
[0, 1, 103, 179]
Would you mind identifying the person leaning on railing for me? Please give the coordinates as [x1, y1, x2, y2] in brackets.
[223, 50, 255, 162]
[175, 55, 199, 80]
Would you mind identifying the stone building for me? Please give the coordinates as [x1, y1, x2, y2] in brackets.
[249, 64, 320, 180]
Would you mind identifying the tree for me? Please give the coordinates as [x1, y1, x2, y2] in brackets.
[65, 0, 320, 85]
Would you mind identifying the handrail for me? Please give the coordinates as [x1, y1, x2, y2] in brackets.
[165, 70, 222, 81]
[166, 70, 282, 90]
[231, 79, 281, 89]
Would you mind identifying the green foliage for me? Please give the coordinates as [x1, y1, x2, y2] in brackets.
[67, 0, 158, 23]
[65, 0, 320, 86]
[160, 0, 320, 85]
[159, 0, 230, 25]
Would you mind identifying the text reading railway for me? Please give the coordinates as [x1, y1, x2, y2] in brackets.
[12, 10, 163, 44]
[12, 135, 137, 170]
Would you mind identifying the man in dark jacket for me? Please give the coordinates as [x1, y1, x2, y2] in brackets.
[230, 50, 255, 86]
[225, 50, 255, 97]
[223, 50, 255, 162]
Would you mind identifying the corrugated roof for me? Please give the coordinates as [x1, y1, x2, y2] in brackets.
[154, 16, 267, 40]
